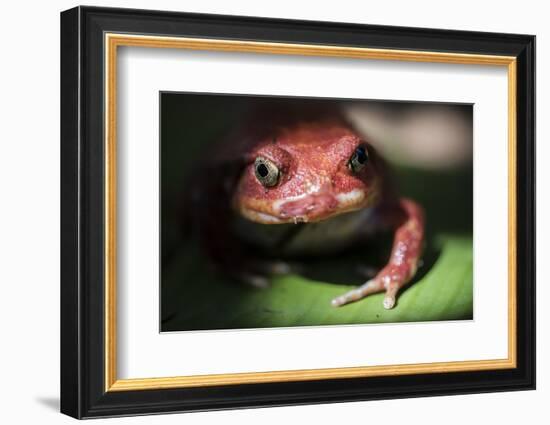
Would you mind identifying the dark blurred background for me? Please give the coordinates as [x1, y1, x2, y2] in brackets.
[160, 93, 473, 332]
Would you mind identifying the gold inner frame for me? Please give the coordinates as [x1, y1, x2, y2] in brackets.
[104, 33, 517, 392]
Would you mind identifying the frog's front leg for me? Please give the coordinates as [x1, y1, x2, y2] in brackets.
[331, 198, 424, 310]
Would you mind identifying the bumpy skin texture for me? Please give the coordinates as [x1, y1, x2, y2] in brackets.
[185, 100, 424, 309]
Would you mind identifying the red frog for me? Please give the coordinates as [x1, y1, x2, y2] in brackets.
[186, 100, 424, 310]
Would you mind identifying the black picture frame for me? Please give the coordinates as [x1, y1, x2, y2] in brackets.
[60, 5, 535, 419]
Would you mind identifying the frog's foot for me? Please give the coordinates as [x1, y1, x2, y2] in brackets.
[236, 260, 294, 289]
[332, 198, 425, 309]
[247, 259, 295, 276]
[239, 272, 271, 289]
[264, 260, 293, 275]
[331, 267, 408, 310]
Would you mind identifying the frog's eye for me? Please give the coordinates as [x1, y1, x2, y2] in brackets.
[254, 157, 280, 187]
[348, 145, 369, 173]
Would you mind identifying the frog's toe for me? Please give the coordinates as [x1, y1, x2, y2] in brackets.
[249, 259, 296, 276]
[240, 272, 271, 289]
[383, 295, 396, 310]
[331, 279, 384, 307]
[269, 261, 292, 275]
[382, 282, 400, 309]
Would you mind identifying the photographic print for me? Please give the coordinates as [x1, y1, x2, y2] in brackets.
[160, 94, 473, 332]
[61, 7, 535, 418]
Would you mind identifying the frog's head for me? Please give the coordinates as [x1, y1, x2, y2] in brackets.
[232, 118, 382, 224]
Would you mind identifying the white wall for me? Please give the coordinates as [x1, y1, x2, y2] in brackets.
[0, 0, 545, 424]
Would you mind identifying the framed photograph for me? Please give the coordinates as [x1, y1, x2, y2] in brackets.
[60, 6, 535, 419]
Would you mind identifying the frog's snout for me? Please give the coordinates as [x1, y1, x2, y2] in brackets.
[278, 192, 338, 222]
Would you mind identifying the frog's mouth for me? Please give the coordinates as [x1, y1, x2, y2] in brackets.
[237, 188, 369, 224]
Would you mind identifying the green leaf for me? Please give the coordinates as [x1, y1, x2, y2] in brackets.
[161, 233, 472, 331]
